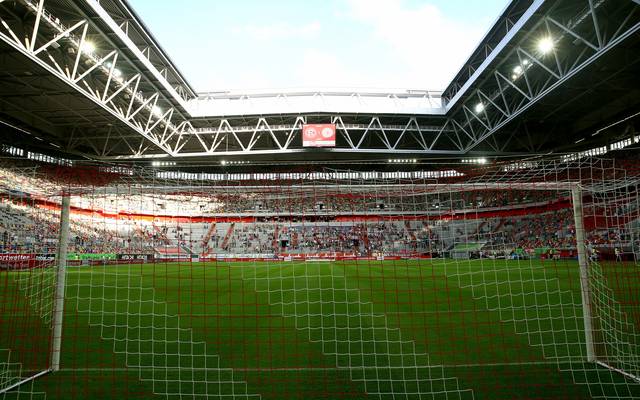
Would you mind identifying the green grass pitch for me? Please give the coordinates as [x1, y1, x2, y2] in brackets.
[1, 259, 639, 399]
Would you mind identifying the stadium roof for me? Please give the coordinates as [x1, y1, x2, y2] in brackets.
[0, 0, 639, 171]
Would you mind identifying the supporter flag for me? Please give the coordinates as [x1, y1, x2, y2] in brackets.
[302, 124, 336, 147]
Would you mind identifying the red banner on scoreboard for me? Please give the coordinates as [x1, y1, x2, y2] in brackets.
[302, 124, 336, 147]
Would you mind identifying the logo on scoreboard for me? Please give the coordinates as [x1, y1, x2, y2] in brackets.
[302, 124, 336, 147]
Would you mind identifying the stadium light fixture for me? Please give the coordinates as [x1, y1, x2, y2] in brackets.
[152, 105, 163, 117]
[537, 36, 554, 54]
[80, 40, 95, 54]
[220, 160, 227, 166]
[474, 102, 485, 114]
[478, 158, 487, 164]
[513, 65, 523, 75]
[151, 161, 176, 167]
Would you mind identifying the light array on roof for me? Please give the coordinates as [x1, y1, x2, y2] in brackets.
[1, 145, 24, 157]
[221, 160, 249, 166]
[511, 59, 531, 81]
[151, 106, 163, 117]
[79, 40, 95, 54]
[537, 36, 554, 54]
[26, 151, 73, 166]
[509, 36, 553, 81]
[461, 158, 488, 164]
[151, 161, 176, 167]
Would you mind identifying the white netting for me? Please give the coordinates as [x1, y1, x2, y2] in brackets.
[0, 157, 639, 399]
[0, 182, 56, 399]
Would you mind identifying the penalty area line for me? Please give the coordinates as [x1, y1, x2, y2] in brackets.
[42, 360, 573, 373]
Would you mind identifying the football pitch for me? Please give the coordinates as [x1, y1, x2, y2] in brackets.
[2, 259, 639, 399]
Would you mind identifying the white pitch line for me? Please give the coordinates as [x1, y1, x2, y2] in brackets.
[38, 360, 571, 374]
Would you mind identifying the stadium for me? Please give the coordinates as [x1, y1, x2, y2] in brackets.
[0, 0, 640, 399]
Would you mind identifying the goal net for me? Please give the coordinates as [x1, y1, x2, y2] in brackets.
[0, 157, 638, 399]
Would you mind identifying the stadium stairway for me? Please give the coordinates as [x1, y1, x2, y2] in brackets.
[272, 224, 279, 253]
[472, 221, 487, 238]
[201, 223, 217, 251]
[491, 218, 506, 234]
[152, 224, 171, 245]
[220, 223, 235, 251]
[404, 221, 417, 242]
[243, 263, 475, 399]
[445, 259, 640, 398]
[179, 244, 195, 256]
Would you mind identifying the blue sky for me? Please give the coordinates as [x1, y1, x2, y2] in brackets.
[128, 0, 511, 92]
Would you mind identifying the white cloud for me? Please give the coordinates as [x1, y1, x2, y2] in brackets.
[183, 1, 497, 91]
[232, 21, 321, 41]
[344, 0, 489, 89]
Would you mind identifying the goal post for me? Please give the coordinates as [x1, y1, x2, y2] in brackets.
[572, 186, 596, 363]
[50, 194, 70, 372]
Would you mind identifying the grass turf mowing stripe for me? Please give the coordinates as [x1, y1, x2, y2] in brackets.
[3, 259, 640, 399]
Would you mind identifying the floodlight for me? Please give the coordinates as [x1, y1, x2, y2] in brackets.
[474, 102, 485, 113]
[80, 40, 95, 54]
[537, 36, 554, 54]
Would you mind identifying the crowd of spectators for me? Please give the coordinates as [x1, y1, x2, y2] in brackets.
[0, 200, 153, 254]
[1, 163, 573, 217]
[2, 196, 635, 258]
[1, 164, 637, 258]
[209, 221, 433, 255]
